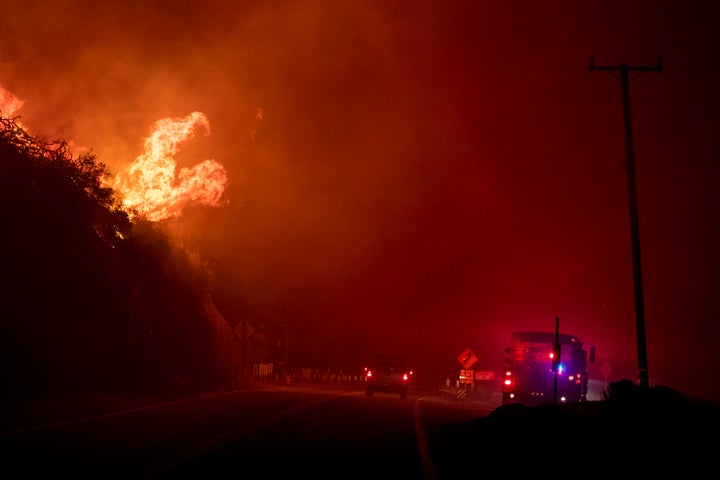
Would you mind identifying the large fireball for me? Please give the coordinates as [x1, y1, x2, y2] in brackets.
[114, 111, 228, 222]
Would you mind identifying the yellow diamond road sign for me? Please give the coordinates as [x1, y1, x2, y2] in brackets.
[457, 348, 478, 369]
[234, 319, 255, 339]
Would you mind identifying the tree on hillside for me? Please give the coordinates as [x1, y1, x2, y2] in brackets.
[0, 116, 240, 397]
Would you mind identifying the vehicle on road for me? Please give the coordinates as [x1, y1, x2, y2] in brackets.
[364, 355, 413, 400]
[502, 330, 595, 405]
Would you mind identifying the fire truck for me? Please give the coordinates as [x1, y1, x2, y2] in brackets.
[502, 331, 595, 405]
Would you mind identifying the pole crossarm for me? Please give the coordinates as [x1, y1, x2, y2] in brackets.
[588, 56, 663, 72]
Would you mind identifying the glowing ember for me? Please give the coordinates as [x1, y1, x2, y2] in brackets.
[114, 111, 228, 221]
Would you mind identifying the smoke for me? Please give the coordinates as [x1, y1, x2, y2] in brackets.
[0, 0, 641, 354]
[2, 1, 720, 402]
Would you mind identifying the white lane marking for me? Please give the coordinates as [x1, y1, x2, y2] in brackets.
[414, 397, 439, 480]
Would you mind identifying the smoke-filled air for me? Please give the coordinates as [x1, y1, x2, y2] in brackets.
[1, 0, 719, 404]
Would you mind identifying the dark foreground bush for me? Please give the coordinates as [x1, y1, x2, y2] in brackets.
[437, 379, 719, 475]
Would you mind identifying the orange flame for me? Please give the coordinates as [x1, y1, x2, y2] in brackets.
[2, 84, 227, 222]
[114, 111, 228, 221]
[0, 84, 25, 117]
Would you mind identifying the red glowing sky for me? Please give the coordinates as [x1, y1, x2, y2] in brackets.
[1, 1, 718, 402]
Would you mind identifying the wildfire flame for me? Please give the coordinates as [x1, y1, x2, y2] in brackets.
[114, 111, 228, 222]
[0, 84, 24, 117]
[2, 84, 228, 222]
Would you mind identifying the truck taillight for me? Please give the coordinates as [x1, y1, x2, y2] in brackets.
[502, 369, 513, 390]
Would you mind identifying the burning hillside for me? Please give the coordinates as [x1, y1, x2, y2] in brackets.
[1, 83, 229, 223]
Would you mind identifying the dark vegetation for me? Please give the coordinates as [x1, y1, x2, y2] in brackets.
[0, 117, 241, 400]
[435, 379, 720, 474]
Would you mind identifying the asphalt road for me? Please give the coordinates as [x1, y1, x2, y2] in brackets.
[0, 384, 495, 478]
[4, 382, 716, 477]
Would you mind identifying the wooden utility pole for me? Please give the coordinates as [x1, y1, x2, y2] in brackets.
[588, 56, 663, 389]
[553, 316, 560, 405]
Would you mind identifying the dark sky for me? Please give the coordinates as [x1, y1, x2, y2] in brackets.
[1, 1, 718, 403]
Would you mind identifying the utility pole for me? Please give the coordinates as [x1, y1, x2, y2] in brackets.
[588, 56, 663, 389]
[553, 316, 560, 405]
